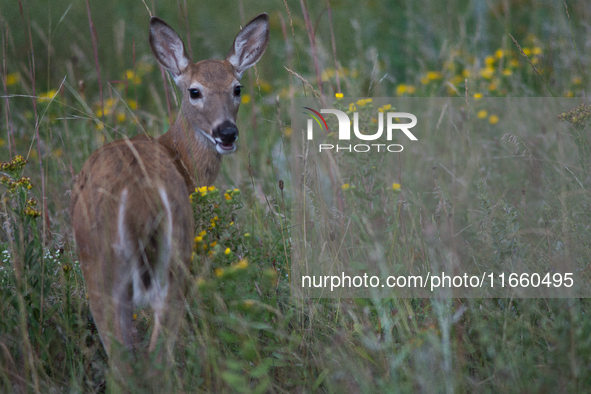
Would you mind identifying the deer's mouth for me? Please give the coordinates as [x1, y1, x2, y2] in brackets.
[215, 140, 237, 155]
[194, 126, 237, 155]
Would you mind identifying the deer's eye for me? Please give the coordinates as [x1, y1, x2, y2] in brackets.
[234, 86, 242, 97]
[189, 88, 201, 99]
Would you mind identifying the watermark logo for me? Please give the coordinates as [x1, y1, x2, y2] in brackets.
[303, 107, 417, 153]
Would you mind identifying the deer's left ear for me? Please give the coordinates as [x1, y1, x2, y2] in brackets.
[226, 13, 270, 78]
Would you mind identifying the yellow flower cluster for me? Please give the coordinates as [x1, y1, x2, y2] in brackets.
[93, 98, 138, 124]
[0, 155, 27, 174]
[195, 185, 217, 197]
[37, 89, 58, 103]
[476, 110, 499, 125]
[194, 229, 207, 244]
[420, 71, 443, 85]
[224, 188, 240, 201]
[396, 84, 416, 96]
[124, 69, 141, 84]
[213, 258, 249, 278]
[24, 198, 42, 218]
[356, 98, 372, 107]
[120, 61, 154, 85]
[210, 215, 219, 228]
[1, 175, 33, 193]
[194, 230, 221, 254]
[378, 104, 392, 113]
[321, 67, 358, 82]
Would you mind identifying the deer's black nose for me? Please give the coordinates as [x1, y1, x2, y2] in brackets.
[215, 121, 238, 145]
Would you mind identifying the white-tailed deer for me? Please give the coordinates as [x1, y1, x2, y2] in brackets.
[71, 13, 269, 366]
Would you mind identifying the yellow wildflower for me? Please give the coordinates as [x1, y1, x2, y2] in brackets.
[241, 94, 251, 104]
[572, 77, 582, 85]
[485, 56, 495, 66]
[124, 69, 141, 84]
[451, 75, 464, 85]
[94, 107, 111, 117]
[473, 93, 483, 100]
[259, 80, 272, 92]
[480, 67, 495, 80]
[532, 47, 542, 55]
[392, 183, 401, 191]
[396, 84, 407, 95]
[321, 68, 335, 81]
[235, 259, 248, 269]
[335, 92, 344, 99]
[224, 193, 231, 201]
[495, 49, 504, 59]
[477, 110, 488, 119]
[341, 183, 350, 190]
[214, 268, 224, 277]
[489, 115, 499, 125]
[126, 99, 138, 110]
[502, 69, 513, 76]
[6, 72, 20, 86]
[426, 71, 442, 80]
[244, 299, 255, 308]
[523, 47, 532, 56]
[37, 89, 58, 102]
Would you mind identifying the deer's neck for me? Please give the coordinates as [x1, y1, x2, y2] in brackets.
[158, 117, 222, 191]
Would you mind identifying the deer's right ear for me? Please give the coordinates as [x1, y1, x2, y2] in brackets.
[149, 17, 191, 82]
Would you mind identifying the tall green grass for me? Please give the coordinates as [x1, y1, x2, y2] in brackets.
[1, 0, 590, 392]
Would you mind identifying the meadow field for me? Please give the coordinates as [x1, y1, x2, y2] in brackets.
[1, 0, 591, 392]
